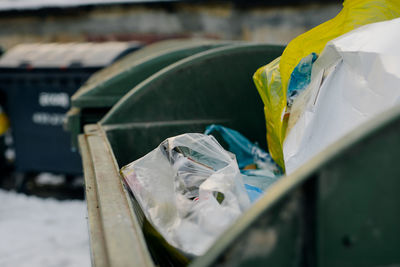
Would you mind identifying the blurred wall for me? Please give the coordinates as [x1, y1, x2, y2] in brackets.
[0, 2, 341, 50]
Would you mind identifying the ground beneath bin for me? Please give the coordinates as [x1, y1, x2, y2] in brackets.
[0, 189, 90, 267]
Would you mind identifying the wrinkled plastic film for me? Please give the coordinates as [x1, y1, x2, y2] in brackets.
[121, 133, 250, 256]
[253, 57, 287, 171]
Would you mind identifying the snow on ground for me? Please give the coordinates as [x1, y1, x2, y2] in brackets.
[0, 189, 90, 267]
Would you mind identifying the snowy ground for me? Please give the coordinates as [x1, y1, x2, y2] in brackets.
[0, 189, 90, 267]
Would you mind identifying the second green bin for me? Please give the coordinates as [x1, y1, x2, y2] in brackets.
[66, 39, 231, 147]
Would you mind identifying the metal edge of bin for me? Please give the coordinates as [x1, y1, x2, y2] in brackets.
[190, 104, 400, 266]
[80, 124, 154, 267]
[78, 134, 109, 267]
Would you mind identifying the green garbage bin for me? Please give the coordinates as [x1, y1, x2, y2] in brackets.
[78, 42, 400, 267]
[78, 43, 284, 266]
[66, 39, 231, 148]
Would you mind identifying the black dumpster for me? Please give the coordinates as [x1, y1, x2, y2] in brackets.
[0, 42, 141, 175]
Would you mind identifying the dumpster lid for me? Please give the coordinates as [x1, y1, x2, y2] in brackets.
[70, 39, 227, 108]
[0, 42, 141, 68]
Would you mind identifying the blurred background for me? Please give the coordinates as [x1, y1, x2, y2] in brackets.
[0, 0, 340, 50]
[0, 0, 340, 267]
[0, 0, 342, 196]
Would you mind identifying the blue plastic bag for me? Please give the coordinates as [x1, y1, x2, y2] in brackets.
[204, 124, 279, 171]
[204, 124, 282, 202]
[287, 52, 318, 107]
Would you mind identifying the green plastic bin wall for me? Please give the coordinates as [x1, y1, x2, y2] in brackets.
[66, 39, 231, 147]
[79, 43, 400, 267]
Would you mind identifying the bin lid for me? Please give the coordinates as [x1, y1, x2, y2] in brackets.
[70, 39, 228, 108]
[0, 42, 142, 68]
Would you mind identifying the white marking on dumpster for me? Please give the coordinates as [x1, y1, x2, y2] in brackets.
[32, 112, 66, 126]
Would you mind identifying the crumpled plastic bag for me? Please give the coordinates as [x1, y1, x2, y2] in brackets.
[253, 0, 400, 172]
[284, 18, 400, 174]
[120, 133, 250, 256]
[253, 57, 287, 171]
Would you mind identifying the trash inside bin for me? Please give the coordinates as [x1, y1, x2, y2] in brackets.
[121, 133, 251, 256]
[0, 42, 141, 174]
[253, 0, 400, 172]
[204, 124, 280, 173]
[204, 124, 282, 202]
[66, 39, 231, 148]
[119, 121, 287, 256]
[284, 18, 400, 174]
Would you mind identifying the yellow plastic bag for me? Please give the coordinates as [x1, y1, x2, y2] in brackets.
[254, 0, 400, 172]
[253, 57, 287, 171]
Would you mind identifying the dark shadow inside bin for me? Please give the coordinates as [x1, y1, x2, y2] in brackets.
[100, 44, 285, 265]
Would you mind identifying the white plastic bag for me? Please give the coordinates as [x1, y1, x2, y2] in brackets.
[120, 133, 250, 256]
[284, 18, 400, 174]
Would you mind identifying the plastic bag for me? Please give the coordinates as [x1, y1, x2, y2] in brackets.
[287, 52, 318, 107]
[120, 133, 250, 256]
[253, 57, 287, 171]
[254, 0, 400, 172]
[284, 18, 400, 174]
